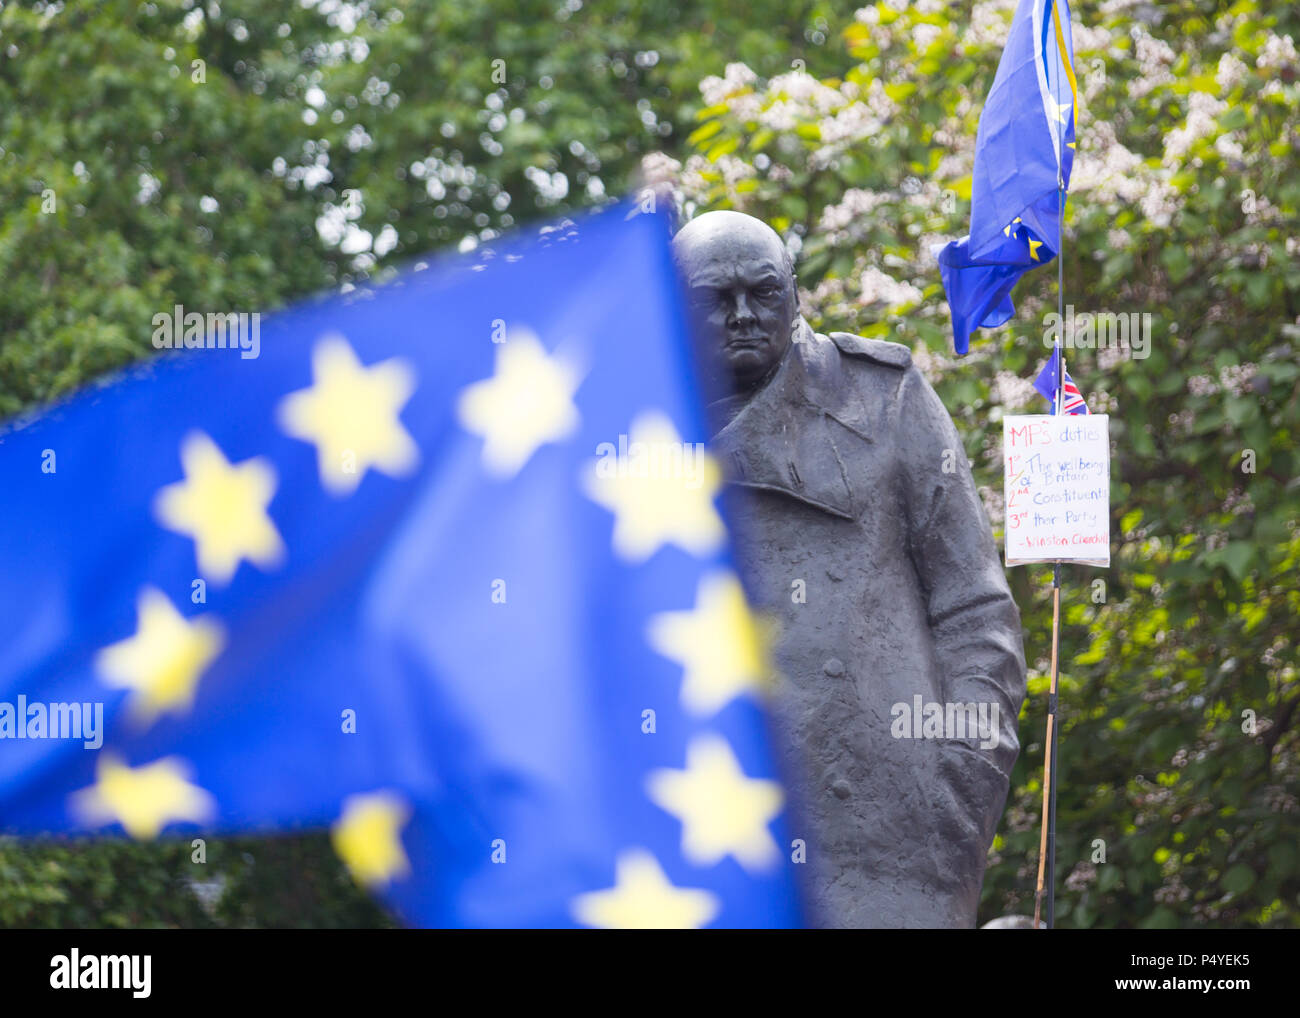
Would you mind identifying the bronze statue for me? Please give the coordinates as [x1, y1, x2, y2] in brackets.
[672, 210, 1027, 928]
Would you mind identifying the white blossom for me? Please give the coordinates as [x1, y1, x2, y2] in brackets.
[857, 265, 922, 308]
[1139, 181, 1181, 228]
[1256, 33, 1297, 70]
[757, 100, 799, 131]
[699, 62, 758, 106]
[963, 0, 1016, 52]
[715, 154, 756, 187]
[1073, 23, 1113, 53]
[767, 70, 843, 114]
[1097, 345, 1128, 371]
[767, 162, 794, 184]
[1163, 91, 1227, 164]
[1071, 121, 1149, 203]
[912, 23, 942, 53]
[818, 188, 892, 244]
[1215, 52, 1248, 91]
[1214, 134, 1244, 163]
[679, 154, 714, 200]
[861, 77, 898, 121]
[1127, 30, 1175, 99]
[1246, 194, 1283, 226]
[1219, 362, 1258, 397]
[639, 151, 681, 187]
[993, 369, 1039, 409]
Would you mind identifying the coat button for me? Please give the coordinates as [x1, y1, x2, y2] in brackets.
[823, 658, 845, 677]
[832, 780, 852, 799]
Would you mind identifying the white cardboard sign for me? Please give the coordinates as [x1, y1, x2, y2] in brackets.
[1003, 414, 1110, 567]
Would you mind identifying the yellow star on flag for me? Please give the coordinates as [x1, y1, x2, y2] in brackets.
[570, 850, 720, 929]
[583, 411, 725, 562]
[154, 431, 285, 584]
[72, 754, 215, 840]
[457, 327, 581, 478]
[95, 587, 225, 723]
[1027, 238, 1043, 261]
[278, 334, 419, 495]
[331, 791, 412, 888]
[1003, 216, 1023, 238]
[647, 570, 771, 716]
[646, 734, 783, 871]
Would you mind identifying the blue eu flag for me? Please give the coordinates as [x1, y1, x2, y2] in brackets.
[0, 202, 804, 928]
[936, 0, 1079, 354]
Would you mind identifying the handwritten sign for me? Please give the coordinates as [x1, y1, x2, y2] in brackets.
[1003, 414, 1110, 567]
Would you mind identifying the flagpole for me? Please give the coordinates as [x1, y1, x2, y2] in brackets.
[1034, 18, 1071, 927]
[1032, 192, 1064, 934]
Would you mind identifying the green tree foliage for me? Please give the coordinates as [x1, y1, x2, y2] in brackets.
[0, 0, 842, 411]
[0, 834, 394, 928]
[666, 0, 1300, 927]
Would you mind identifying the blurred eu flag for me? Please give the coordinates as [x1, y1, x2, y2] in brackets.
[936, 0, 1079, 354]
[0, 202, 804, 928]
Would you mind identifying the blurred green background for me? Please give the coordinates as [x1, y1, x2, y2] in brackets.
[1, 0, 1296, 927]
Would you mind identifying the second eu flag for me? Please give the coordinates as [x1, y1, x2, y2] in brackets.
[936, 0, 1080, 354]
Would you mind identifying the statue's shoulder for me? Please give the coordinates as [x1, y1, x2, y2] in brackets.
[826, 331, 912, 371]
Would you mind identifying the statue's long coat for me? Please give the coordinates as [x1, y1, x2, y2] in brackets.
[711, 325, 1026, 928]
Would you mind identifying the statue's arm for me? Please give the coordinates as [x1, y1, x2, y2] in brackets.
[896, 366, 1028, 790]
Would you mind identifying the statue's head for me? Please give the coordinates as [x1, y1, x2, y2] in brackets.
[672, 210, 798, 395]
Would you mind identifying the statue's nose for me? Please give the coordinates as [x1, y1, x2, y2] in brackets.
[728, 293, 757, 328]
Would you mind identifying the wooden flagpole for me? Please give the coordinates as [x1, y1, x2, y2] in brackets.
[1032, 215, 1065, 931]
[1033, 565, 1062, 928]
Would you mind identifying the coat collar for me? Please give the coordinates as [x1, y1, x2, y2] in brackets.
[709, 321, 874, 521]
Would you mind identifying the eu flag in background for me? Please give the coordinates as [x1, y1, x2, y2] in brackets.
[936, 0, 1079, 354]
[0, 202, 804, 928]
[1033, 347, 1091, 415]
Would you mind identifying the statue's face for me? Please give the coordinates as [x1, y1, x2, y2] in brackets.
[674, 216, 797, 394]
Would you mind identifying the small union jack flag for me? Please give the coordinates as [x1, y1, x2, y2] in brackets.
[1033, 349, 1090, 415]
